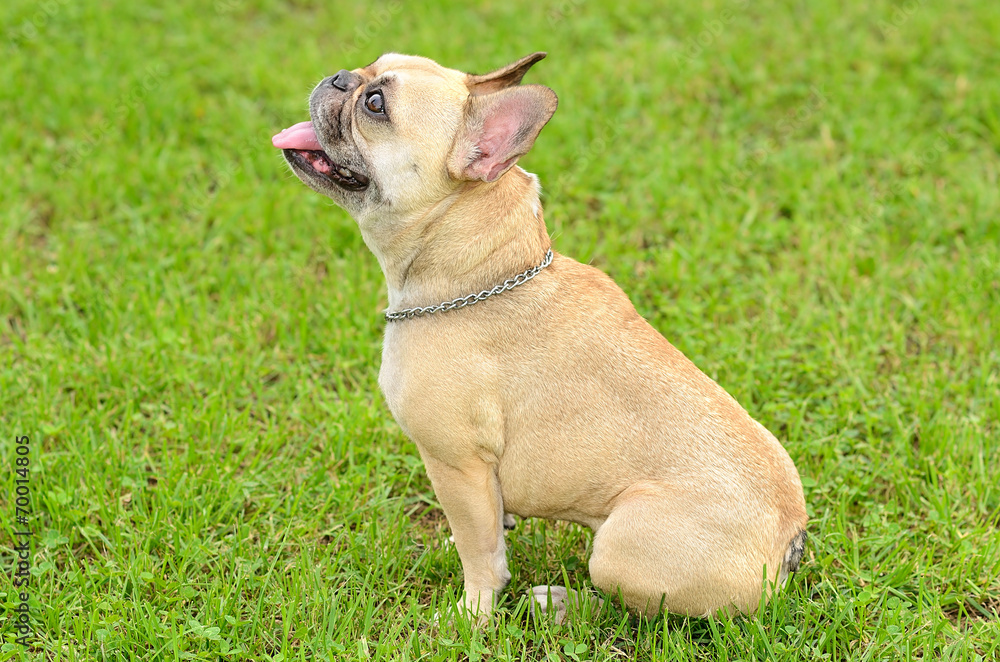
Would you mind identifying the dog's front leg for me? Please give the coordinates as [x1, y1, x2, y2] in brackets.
[424, 457, 509, 624]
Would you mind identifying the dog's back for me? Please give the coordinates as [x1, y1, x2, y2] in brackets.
[466, 254, 808, 613]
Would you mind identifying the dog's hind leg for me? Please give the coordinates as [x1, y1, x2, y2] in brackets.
[585, 481, 792, 618]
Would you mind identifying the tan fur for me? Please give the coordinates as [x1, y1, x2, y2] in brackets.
[279, 52, 808, 622]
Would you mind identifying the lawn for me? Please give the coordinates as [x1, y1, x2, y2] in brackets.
[1, 0, 998, 659]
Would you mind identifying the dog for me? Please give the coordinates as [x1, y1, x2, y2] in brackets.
[272, 52, 808, 623]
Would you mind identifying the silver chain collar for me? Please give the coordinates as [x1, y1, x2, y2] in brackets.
[384, 249, 554, 322]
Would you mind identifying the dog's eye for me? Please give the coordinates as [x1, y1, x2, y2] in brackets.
[365, 91, 385, 114]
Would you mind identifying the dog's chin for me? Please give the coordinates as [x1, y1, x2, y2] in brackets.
[283, 148, 370, 193]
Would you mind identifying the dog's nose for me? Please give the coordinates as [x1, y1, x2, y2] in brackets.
[329, 69, 361, 92]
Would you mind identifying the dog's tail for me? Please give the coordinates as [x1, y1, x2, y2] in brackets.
[779, 529, 807, 585]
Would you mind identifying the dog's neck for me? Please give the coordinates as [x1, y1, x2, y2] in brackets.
[361, 166, 551, 311]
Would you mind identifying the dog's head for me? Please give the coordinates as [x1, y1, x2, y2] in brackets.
[273, 52, 557, 225]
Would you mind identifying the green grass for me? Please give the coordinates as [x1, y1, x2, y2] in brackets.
[1, 0, 999, 659]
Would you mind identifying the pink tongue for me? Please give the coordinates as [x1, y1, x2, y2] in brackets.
[272, 121, 323, 150]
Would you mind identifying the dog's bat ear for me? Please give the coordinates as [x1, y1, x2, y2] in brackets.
[448, 84, 558, 183]
[466, 52, 547, 95]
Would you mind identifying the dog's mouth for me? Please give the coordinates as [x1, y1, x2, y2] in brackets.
[272, 121, 370, 191]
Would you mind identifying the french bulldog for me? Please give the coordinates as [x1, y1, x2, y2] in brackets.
[272, 52, 808, 623]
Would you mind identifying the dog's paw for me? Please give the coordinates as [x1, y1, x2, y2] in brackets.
[503, 513, 517, 531]
[528, 585, 603, 625]
[431, 592, 494, 632]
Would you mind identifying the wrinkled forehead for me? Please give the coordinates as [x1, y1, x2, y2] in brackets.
[358, 53, 469, 99]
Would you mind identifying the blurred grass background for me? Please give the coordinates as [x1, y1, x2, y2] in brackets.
[1, 0, 998, 659]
